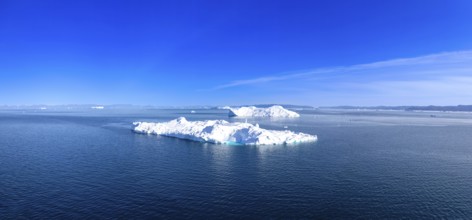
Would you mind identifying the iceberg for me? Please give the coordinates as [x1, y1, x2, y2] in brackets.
[228, 105, 300, 118]
[133, 117, 316, 145]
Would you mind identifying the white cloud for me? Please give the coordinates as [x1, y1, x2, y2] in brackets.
[213, 50, 472, 89]
[210, 50, 472, 105]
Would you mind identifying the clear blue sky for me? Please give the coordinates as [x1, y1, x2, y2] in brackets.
[1, 0, 472, 106]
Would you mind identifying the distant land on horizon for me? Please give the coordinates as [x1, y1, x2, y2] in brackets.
[2, 104, 472, 112]
[0, 104, 315, 110]
[322, 105, 472, 112]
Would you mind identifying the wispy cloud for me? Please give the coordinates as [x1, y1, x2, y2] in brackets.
[211, 68, 340, 90]
[211, 69, 337, 90]
[212, 50, 472, 90]
[207, 50, 472, 105]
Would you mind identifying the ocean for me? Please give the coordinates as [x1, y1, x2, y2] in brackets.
[1, 108, 472, 219]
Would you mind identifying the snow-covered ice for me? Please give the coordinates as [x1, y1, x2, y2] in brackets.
[133, 117, 316, 145]
[228, 105, 300, 118]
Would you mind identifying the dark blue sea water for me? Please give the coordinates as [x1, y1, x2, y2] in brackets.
[1, 108, 472, 219]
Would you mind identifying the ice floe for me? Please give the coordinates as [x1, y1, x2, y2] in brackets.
[133, 117, 316, 145]
[228, 105, 300, 118]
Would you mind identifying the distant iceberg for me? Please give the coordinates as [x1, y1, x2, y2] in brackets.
[228, 105, 300, 118]
[133, 117, 316, 145]
[91, 106, 105, 109]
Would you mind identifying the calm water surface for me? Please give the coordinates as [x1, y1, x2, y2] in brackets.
[1, 109, 472, 219]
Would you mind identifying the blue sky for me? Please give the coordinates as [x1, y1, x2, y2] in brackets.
[1, 0, 471, 106]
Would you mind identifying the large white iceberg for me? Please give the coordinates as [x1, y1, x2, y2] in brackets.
[228, 105, 300, 118]
[133, 117, 316, 145]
